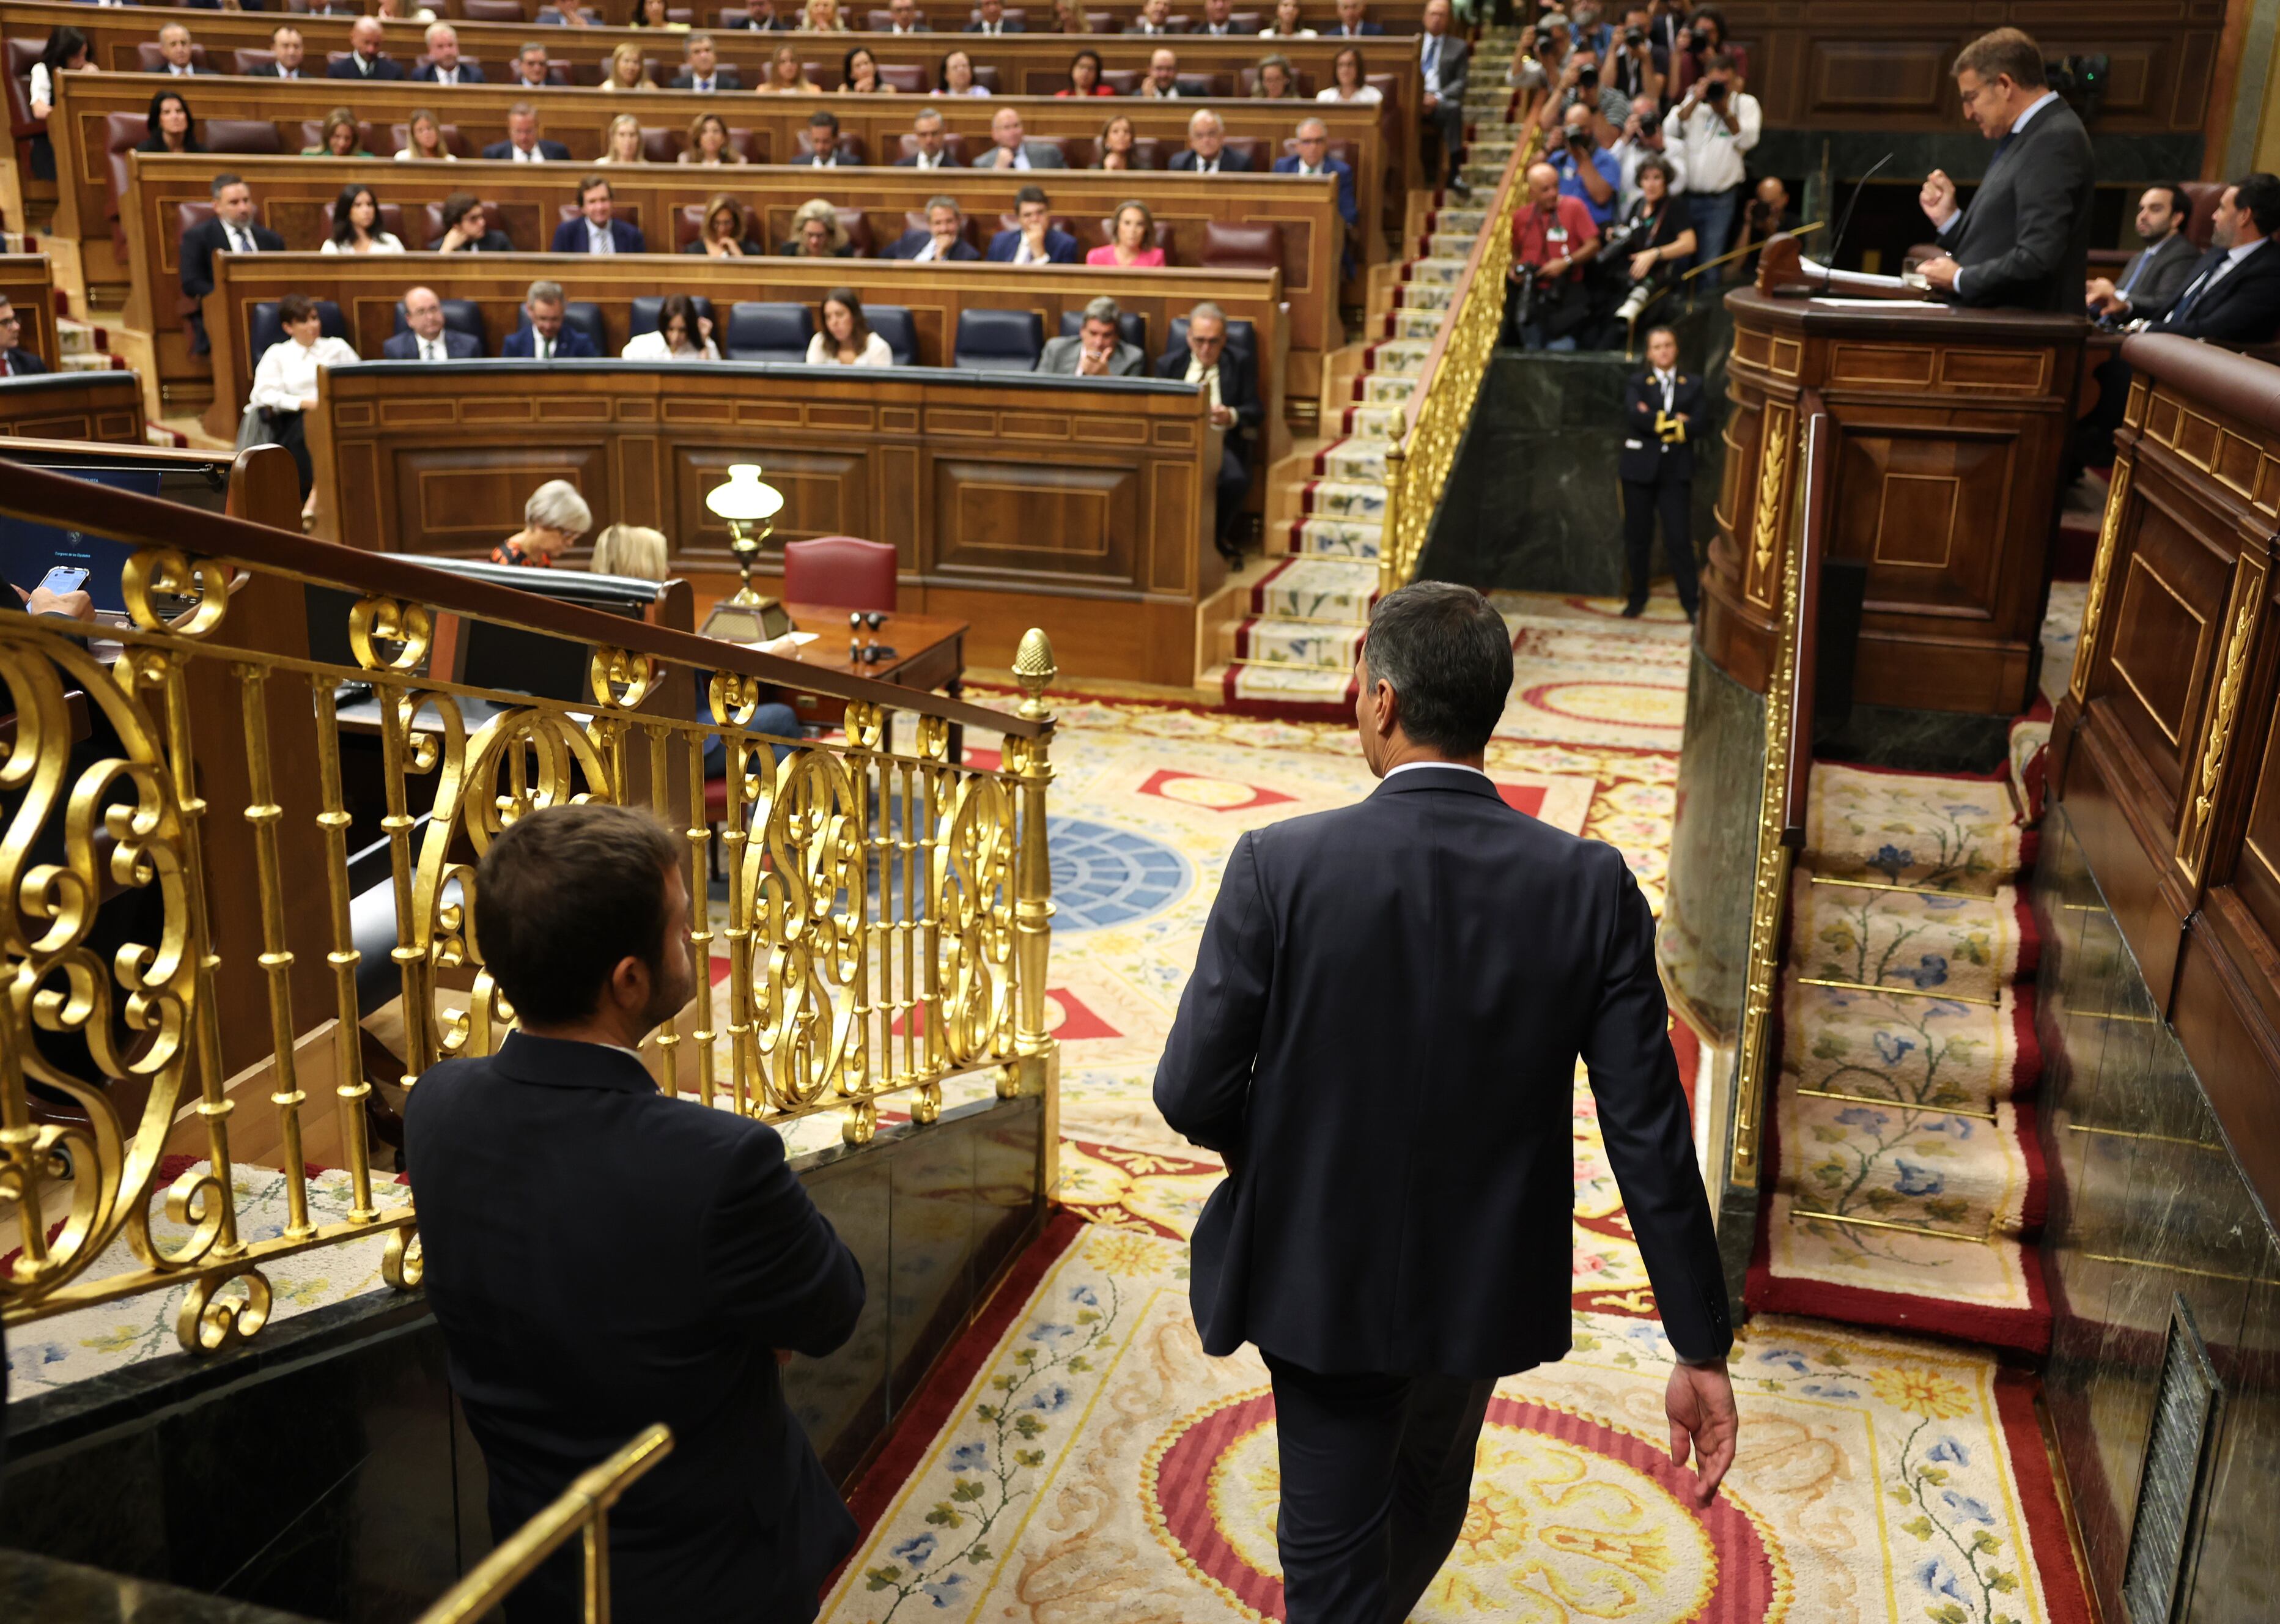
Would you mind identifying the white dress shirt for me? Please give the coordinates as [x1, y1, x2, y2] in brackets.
[1661, 88, 1760, 196]
[805, 331, 893, 366]
[1316, 84, 1381, 104]
[251, 334, 360, 414]
[1384, 759, 1491, 781]
[409, 334, 453, 362]
[995, 143, 1033, 170]
[216, 220, 264, 256]
[320, 232, 406, 254]
[910, 233, 951, 260]
[428, 64, 465, 84]
[1420, 32, 1447, 96]
[1260, 24, 1316, 34]
[1191, 153, 1223, 173]
[273, 66, 301, 79]
[688, 73, 718, 91]
[1013, 231, 1049, 264]
[165, 62, 199, 76]
[509, 142, 546, 162]
[585, 219, 616, 253]
[909, 148, 949, 169]
[394, 146, 457, 161]
[973, 18, 1002, 31]
[1183, 352, 1222, 408]
[621, 331, 721, 361]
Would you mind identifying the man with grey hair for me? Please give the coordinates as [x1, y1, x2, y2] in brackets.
[1274, 116, 1358, 229]
[501, 280, 598, 359]
[1036, 297, 1145, 377]
[895, 106, 961, 169]
[413, 23, 483, 83]
[1157, 300, 1262, 561]
[885, 196, 978, 260]
[1172, 108, 1253, 172]
[153, 22, 214, 76]
[493, 479, 593, 566]
[1156, 578, 1736, 1624]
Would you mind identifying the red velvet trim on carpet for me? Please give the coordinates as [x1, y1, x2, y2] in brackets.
[1993, 1368, 2098, 1624]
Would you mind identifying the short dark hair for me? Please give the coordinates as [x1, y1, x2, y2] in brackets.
[438, 189, 481, 230]
[1016, 182, 1049, 208]
[810, 108, 840, 130]
[210, 171, 244, 197]
[278, 292, 317, 325]
[1360, 581, 1512, 755]
[578, 172, 611, 201]
[475, 803, 682, 1025]
[2233, 172, 2280, 237]
[1952, 26, 2043, 90]
[2145, 182, 2190, 223]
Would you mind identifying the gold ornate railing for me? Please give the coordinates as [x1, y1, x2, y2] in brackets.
[415, 1424, 674, 1624]
[1376, 127, 1541, 596]
[0, 454, 1057, 1358]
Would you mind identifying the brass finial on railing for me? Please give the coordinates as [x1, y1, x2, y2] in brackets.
[1013, 627, 1058, 722]
[1005, 629, 1058, 1195]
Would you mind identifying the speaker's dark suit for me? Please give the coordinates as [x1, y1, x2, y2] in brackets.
[2149, 237, 2280, 344]
[1933, 96, 2094, 312]
[1157, 341, 1261, 550]
[1620, 364, 1708, 614]
[550, 216, 649, 254]
[1156, 766, 1727, 1623]
[1273, 153, 1358, 226]
[884, 227, 979, 260]
[405, 1033, 865, 1624]
[482, 138, 574, 161]
[671, 68, 743, 89]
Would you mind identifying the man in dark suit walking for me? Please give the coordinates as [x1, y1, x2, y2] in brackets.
[1156, 301, 1262, 563]
[1156, 581, 1736, 1624]
[1915, 26, 2093, 312]
[180, 173, 284, 356]
[1618, 325, 1705, 619]
[2086, 183, 2199, 325]
[407, 803, 865, 1623]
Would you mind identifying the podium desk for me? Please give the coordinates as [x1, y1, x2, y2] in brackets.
[1702, 284, 2085, 715]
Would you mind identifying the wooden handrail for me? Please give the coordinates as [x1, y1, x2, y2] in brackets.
[0, 449, 1047, 737]
[1780, 389, 1832, 845]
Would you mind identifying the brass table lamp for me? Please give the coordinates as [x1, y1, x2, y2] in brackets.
[699, 463, 793, 643]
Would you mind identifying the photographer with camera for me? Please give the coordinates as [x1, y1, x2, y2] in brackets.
[1568, 0, 1613, 59]
[1617, 324, 1705, 619]
[1508, 159, 1601, 350]
[1538, 45, 1633, 136]
[1603, 155, 1696, 336]
[1662, 48, 1758, 270]
[1733, 174, 1796, 276]
[1610, 7, 1666, 103]
[1614, 92, 1683, 211]
[1552, 103, 1622, 227]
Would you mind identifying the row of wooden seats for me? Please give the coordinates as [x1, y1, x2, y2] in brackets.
[312, 0, 1434, 32]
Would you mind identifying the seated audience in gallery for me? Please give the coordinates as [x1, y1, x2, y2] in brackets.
[965, 0, 1024, 32]
[1329, 0, 1385, 35]
[939, 48, 992, 95]
[839, 45, 898, 94]
[674, 33, 742, 90]
[989, 185, 1082, 263]
[780, 197, 857, 256]
[623, 293, 721, 360]
[246, 26, 310, 80]
[799, 109, 854, 166]
[501, 279, 601, 359]
[682, 111, 749, 165]
[552, 175, 649, 252]
[324, 183, 406, 253]
[507, 42, 557, 90]
[398, 109, 459, 162]
[600, 113, 649, 163]
[0, 297, 48, 376]
[382, 285, 481, 360]
[800, 0, 852, 29]
[138, 90, 203, 155]
[330, 17, 407, 81]
[980, 107, 1066, 170]
[1131, 0, 1178, 35]
[250, 293, 360, 500]
[1252, 53, 1302, 99]
[759, 43, 824, 93]
[721, 0, 793, 28]
[634, 0, 693, 27]
[1137, 48, 1186, 98]
[1171, 109, 1253, 172]
[882, 0, 932, 32]
[1059, 50, 1116, 97]
[688, 195, 769, 257]
[898, 106, 962, 168]
[484, 103, 572, 162]
[1038, 295, 1146, 375]
[1196, 0, 1247, 35]
[1088, 201, 1166, 267]
[808, 289, 896, 366]
[304, 106, 375, 158]
[1275, 116, 1358, 227]
[1093, 113, 1142, 171]
[1318, 43, 1381, 102]
[150, 23, 217, 79]
[413, 24, 484, 84]
[27, 27, 89, 125]
[886, 196, 981, 260]
[1261, 0, 1318, 37]
[182, 174, 283, 356]
[430, 193, 515, 251]
[493, 479, 592, 565]
[603, 42, 657, 93]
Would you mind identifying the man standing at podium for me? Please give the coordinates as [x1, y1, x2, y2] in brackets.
[1914, 27, 2093, 312]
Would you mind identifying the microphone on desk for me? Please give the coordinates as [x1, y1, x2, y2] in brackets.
[1822, 152, 1894, 292]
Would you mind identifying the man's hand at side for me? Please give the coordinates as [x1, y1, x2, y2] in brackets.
[1664, 1359, 1738, 1504]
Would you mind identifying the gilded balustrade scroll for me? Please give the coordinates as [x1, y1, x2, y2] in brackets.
[0, 535, 1057, 1357]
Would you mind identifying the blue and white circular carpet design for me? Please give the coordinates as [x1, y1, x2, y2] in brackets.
[1048, 816, 1192, 931]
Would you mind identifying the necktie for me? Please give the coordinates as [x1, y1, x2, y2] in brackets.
[540, 337, 553, 360]
[424, 339, 438, 362]
[2171, 262, 2223, 322]
[1423, 37, 1439, 83]
[231, 227, 251, 254]
[2119, 246, 2155, 296]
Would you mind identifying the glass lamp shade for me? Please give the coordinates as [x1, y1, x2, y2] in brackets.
[705, 464, 786, 525]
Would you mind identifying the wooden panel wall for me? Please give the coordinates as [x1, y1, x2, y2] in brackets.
[0, 253, 59, 369]
[0, 371, 146, 442]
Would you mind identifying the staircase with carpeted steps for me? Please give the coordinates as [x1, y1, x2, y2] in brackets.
[1747, 761, 2055, 1354]
[1216, 31, 1530, 714]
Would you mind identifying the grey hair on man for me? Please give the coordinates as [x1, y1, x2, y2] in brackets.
[1083, 293, 1123, 325]
[1359, 581, 1513, 756]
[523, 478, 592, 539]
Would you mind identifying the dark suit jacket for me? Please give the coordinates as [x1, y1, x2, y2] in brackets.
[405, 1033, 863, 1623]
[671, 68, 743, 89]
[682, 236, 768, 256]
[1170, 147, 1255, 173]
[984, 226, 1080, 263]
[327, 51, 407, 81]
[551, 216, 649, 254]
[962, 17, 1025, 28]
[1273, 152, 1357, 226]
[500, 323, 600, 358]
[179, 216, 284, 301]
[2150, 238, 2280, 345]
[431, 227, 517, 252]
[411, 61, 487, 83]
[893, 151, 964, 168]
[1156, 341, 1262, 445]
[1, 348, 48, 376]
[1620, 367, 1709, 483]
[2112, 230, 2208, 322]
[1934, 97, 2094, 312]
[884, 227, 980, 260]
[482, 139, 574, 161]
[1154, 767, 1731, 1376]
[245, 63, 312, 78]
[382, 327, 482, 360]
[1420, 29, 1467, 99]
[1331, 19, 1385, 32]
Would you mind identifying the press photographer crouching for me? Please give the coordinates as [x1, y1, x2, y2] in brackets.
[1508, 160, 1601, 350]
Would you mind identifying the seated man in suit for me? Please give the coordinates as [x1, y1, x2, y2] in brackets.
[413, 23, 484, 83]
[501, 279, 601, 358]
[673, 34, 741, 90]
[383, 285, 481, 360]
[1157, 300, 1262, 562]
[552, 175, 647, 253]
[430, 192, 515, 251]
[405, 802, 865, 1624]
[0, 298, 47, 376]
[885, 196, 980, 260]
[1274, 117, 1358, 227]
[1154, 580, 1734, 1624]
[330, 16, 407, 79]
[987, 184, 1082, 263]
[251, 26, 311, 78]
[978, 106, 1064, 171]
[508, 41, 556, 90]
[1137, 47, 1186, 97]
[484, 102, 571, 161]
[182, 172, 285, 357]
[1132, 0, 1178, 35]
[884, 0, 931, 31]
[2087, 183, 2199, 325]
[153, 23, 218, 77]
[1038, 295, 1146, 377]
[722, 0, 789, 27]
[896, 106, 962, 169]
[799, 109, 852, 167]
[1171, 108, 1253, 172]
[1196, 0, 1243, 34]
[965, 0, 1024, 32]
[1330, 0, 1384, 35]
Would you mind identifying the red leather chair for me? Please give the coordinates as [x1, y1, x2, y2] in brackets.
[835, 207, 875, 256]
[1202, 220, 1282, 271]
[877, 63, 928, 94]
[640, 125, 686, 163]
[1085, 11, 1121, 29]
[783, 537, 898, 613]
[1219, 135, 1267, 171]
[463, 0, 526, 20]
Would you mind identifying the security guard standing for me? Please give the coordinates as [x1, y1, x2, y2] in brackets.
[1618, 324, 1706, 619]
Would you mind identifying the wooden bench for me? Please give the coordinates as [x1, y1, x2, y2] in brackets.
[398, 0, 1433, 32]
[313, 353, 1227, 684]
[124, 150, 1336, 418]
[0, 369, 145, 441]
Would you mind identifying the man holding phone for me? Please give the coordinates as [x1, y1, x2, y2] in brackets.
[1662, 50, 1759, 271]
[13, 569, 95, 622]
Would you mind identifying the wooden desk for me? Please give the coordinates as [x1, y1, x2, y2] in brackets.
[124, 153, 1332, 419]
[0, 369, 145, 443]
[767, 599, 966, 747]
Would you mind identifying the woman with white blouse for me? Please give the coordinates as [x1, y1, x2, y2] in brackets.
[621, 294, 721, 361]
[321, 185, 405, 254]
[1317, 44, 1381, 103]
[805, 290, 893, 367]
[1259, 0, 1316, 37]
[28, 28, 90, 122]
[937, 49, 991, 96]
[396, 108, 458, 161]
[250, 294, 361, 501]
